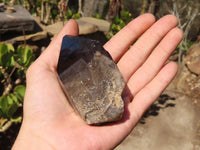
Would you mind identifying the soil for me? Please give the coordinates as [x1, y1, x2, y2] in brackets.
[0, 123, 21, 150]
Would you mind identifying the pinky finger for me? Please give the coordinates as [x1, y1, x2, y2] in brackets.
[128, 61, 178, 121]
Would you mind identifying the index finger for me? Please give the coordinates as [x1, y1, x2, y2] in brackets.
[104, 13, 155, 62]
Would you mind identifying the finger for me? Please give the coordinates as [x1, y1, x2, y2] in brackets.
[50, 19, 79, 50]
[127, 28, 183, 95]
[94, 62, 177, 149]
[104, 13, 155, 62]
[24, 20, 79, 121]
[129, 62, 178, 120]
[117, 15, 178, 81]
[39, 19, 79, 69]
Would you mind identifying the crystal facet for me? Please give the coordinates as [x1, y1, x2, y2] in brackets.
[57, 35, 126, 124]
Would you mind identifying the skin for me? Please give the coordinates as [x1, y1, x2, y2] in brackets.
[12, 14, 183, 150]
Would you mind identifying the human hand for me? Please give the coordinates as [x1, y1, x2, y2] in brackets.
[12, 14, 183, 150]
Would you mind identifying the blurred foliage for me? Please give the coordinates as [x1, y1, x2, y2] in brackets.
[0, 0, 81, 24]
[92, 14, 102, 19]
[64, 7, 81, 20]
[106, 10, 133, 39]
[177, 39, 194, 54]
[167, 0, 200, 63]
[0, 43, 35, 132]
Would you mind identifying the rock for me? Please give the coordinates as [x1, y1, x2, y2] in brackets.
[77, 17, 110, 33]
[185, 43, 200, 75]
[0, 5, 34, 34]
[187, 76, 200, 104]
[33, 16, 46, 32]
[174, 57, 200, 105]
[174, 66, 196, 94]
[6, 6, 16, 13]
[0, 4, 5, 12]
[76, 19, 98, 35]
[57, 36, 125, 124]
[45, 21, 65, 36]
[5, 31, 48, 44]
[46, 18, 110, 37]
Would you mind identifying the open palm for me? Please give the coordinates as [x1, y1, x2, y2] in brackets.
[13, 14, 183, 150]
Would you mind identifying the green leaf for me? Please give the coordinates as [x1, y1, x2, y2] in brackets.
[0, 96, 7, 115]
[24, 47, 35, 67]
[25, 54, 35, 67]
[1, 52, 13, 67]
[5, 95, 18, 118]
[113, 16, 121, 24]
[120, 10, 132, 24]
[6, 43, 15, 52]
[23, 46, 33, 65]
[14, 85, 25, 102]
[0, 43, 8, 55]
[9, 94, 19, 105]
[92, 14, 101, 19]
[15, 46, 25, 65]
[7, 95, 13, 105]
[66, 8, 73, 19]
[0, 94, 19, 118]
[0, 43, 9, 66]
[72, 13, 81, 19]
[15, 46, 34, 67]
[10, 55, 15, 66]
[16, 46, 24, 56]
[10, 116, 22, 123]
[7, 105, 18, 118]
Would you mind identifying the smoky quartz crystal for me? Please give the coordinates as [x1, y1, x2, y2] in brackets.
[57, 35, 126, 124]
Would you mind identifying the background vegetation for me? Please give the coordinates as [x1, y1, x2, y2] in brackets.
[0, 43, 34, 132]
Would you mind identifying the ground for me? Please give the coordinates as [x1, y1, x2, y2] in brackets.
[116, 83, 200, 150]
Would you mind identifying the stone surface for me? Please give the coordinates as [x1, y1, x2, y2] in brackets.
[185, 43, 200, 75]
[5, 31, 48, 44]
[45, 21, 65, 36]
[76, 19, 98, 35]
[0, 4, 5, 12]
[46, 20, 97, 36]
[57, 36, 125, 124]
[173, 46, 200, 106]
[46, 18, 110, 37]
[115, 92, 200, 150]
[174, 65, 200, 106]
[0, 5, 34, 34]
[77, 17, 111, 33]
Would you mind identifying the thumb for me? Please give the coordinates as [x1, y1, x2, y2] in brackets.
[39, 19, 79, 69]
[24, 20, 79, 121]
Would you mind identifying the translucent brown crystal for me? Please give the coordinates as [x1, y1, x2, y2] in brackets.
[57, 35, 126, 124]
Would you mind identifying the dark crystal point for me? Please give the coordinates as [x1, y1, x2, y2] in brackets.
[57, 35, 126, 124]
